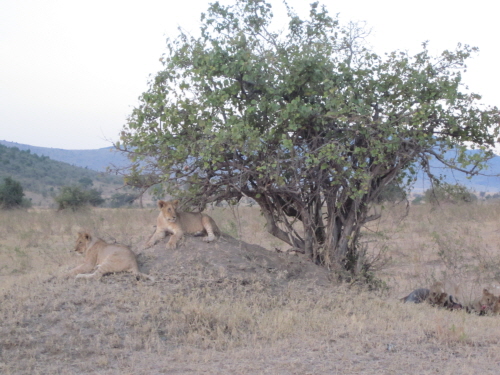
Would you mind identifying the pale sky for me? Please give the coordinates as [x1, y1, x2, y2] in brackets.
[1, 0, 498, 150]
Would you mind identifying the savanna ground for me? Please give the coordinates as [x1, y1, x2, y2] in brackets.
[1, 202, 500, 374]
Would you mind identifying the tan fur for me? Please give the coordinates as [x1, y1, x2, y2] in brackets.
[145, 200, 220, 249]
[427, 282, 445, 306]
[493, 296, 500, 315]
[478, 289, 497, 313]
[66, 232, 152, 281]
[425, 281, 462, 310]
[467, 289, 497, 314]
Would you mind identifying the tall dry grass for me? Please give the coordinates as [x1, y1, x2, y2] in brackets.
[1, 202, 500, 374]
[364, 201, 500, 303]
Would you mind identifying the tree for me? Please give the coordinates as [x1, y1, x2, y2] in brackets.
[54, 186, 104, 211]
[109, 192, 137, 208]
[85, 188, 105, 207]
[122, 173, 161, 208]
[0, 177, 25, 209]
[376, 181, 407, 203]
[116, 0, 499, 277]
[78, 177, 94, 189]
[424, 183, 477, 205]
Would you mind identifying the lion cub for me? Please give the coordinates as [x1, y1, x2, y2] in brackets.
[145, 199, 220, 249]
[66, 232, 152, 281]
[468, 289, 498, 315]
[401, 282, 462, 310]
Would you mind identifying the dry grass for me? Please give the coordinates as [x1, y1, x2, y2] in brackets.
[2, 203, 500, 374]
[366, 202, 500, 303]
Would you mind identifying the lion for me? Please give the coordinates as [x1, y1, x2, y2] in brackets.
[427, 282, 463, 310]
[145, 199, 220, 249]
[402, 282, 444, 305]
[466, 289, 497, 315]
[401, 282, 462, 310]
[427, 282, 446, 305]
[492, 296, 500, 315]
[65, 231, 152, 281]
[477, 289, 497, 314]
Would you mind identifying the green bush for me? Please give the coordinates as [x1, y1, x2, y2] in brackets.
[485, 193, 500, 200]
[109, 192, 137, 208]
[78, 177, 94, 189]
[411, 194, 424, 205]
[54, 186, 104, 211]
[85, 188, 105, 207]
[376, 182, 407, 203]
[424, 183, 477, 205]
[0, 177, 25, 209]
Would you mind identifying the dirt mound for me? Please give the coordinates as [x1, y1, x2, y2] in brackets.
[0, 234, 333, 374]
[138, 234, 331, 289]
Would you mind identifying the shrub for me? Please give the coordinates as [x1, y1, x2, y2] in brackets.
[0, 177, 25, 209]
[78, 177, 94, 189]
[109, 192, 137, 208]
[85, 188, 105, 207]
[376, 182, 407, 203]
[54, 185, 104, 211]
[424, 183, 477, 205]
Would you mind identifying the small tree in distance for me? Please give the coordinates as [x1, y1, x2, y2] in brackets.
[116, 0, 499, 278]
[0, 177, 26, 209]
[54, 186, 104, 211]
[109, 192, 137, 208]
[376, 181, 407, 204]
[78, 177, 94, 189]
[424, 183, 477, 205]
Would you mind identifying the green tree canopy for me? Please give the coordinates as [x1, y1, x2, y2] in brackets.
[78, 177, 94, 189]
[109, 192, 137, 208]
[54, 186, 104, 211]
[0, 177, 25, 209]
[424, 183, 477, 205]
[116, 0, 499, 276]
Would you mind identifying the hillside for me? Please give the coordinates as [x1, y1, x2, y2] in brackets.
[413, 150, 500, 193]
[0, 143, 124, 206]
[2, 139, 500, 196]
[0, 140, 130, 172]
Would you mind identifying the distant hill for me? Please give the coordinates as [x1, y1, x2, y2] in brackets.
[0, 143, 125, 207]
[413, 150, 500, 193]
[1, 139, 499, 199]
[0, 140, 130, 172]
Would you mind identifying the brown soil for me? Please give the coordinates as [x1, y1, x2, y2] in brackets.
[139, 234, 332, 288]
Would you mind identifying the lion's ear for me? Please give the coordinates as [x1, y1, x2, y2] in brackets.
[158, 200, 166, 208]
[84, 232, 92, 240]
[172, 200, 180, 207]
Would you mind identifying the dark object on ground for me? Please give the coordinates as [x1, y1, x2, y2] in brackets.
[401, 288, 430, 303]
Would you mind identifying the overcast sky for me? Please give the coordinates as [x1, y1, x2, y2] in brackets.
[1, 0, 498, 150]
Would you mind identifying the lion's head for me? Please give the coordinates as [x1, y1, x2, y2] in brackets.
[428, 291, 448, 306]
[480, 289, 497, 311]
[74, 231, 92, 255]
[158, 200, 179, 222]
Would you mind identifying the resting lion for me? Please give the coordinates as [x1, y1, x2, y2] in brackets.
[401, 282, 462, 310]
[145, 199, 220, 249]
[467, 289, 498, 315]
[66, 231, 152, 281]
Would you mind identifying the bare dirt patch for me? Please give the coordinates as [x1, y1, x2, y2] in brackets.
[140, 234, 331, 288]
